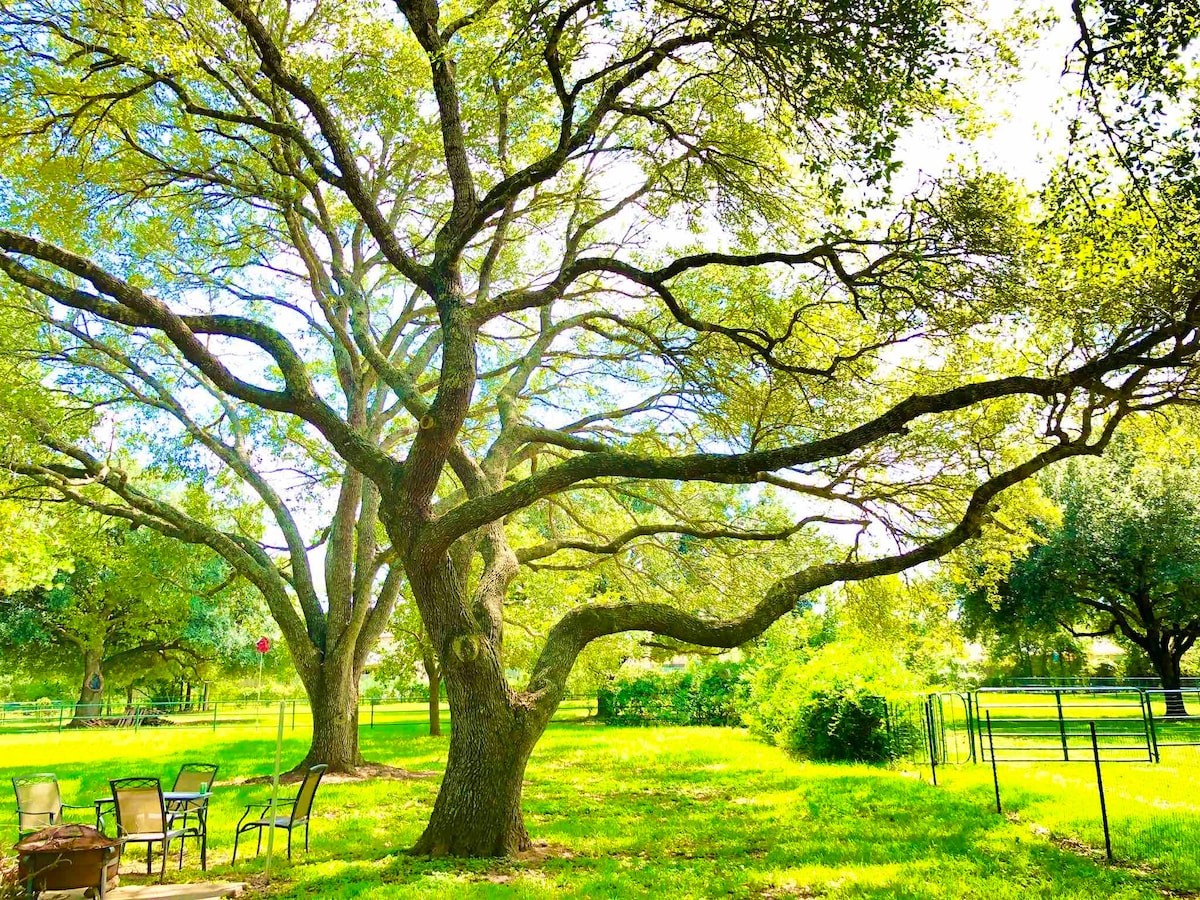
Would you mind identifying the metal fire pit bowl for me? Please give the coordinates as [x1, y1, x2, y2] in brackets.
[15, 823, 120, 898]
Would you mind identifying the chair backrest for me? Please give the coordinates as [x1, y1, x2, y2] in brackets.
[110, 777, 165, 837]
[291, 765, 327, 822]
[13, 774, 63, 834]
[172, 763, 219, 794]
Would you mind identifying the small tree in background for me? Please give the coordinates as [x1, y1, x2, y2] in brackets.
[962, 426, 1200, 715]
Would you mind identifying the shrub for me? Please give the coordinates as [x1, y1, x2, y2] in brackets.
[598, 661, 744, 726]
[741, 639, 916, 763]
[785, 691, 895, 762]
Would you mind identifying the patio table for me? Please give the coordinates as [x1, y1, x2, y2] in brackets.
[94, 791, 213, 867]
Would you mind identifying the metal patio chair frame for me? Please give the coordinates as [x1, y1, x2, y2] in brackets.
[12, 773, 92, 838]
[167, 762, 219, 870]
[232, 764, 327, 863]
[109, 776, 186, 882]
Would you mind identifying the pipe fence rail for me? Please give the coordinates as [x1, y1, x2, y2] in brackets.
[997, 676, 1200, 689]
[0, 694, 597, 735]
[901, 685, 1200, 890]
[974, 686, 1154, 763]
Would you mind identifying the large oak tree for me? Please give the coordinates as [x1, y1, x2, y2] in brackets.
[1, 0, 1199, 856]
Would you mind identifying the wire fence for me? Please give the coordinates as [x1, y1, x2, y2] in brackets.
[0, 694, 597, 735]
[895, 686, 1200, 892]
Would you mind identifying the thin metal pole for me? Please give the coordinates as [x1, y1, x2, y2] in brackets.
[1089, 721, 1113, 861]
[966, 693, 977, 764]
[265, 701, 285, 881]
[924, 699, 938, 786]
[1056, 689, 1069, 761]
[986, 711, 1001, 814]
[1144, 694, 1160, 763]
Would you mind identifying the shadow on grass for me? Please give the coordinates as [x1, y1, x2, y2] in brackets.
[0, 722, 1173, 898]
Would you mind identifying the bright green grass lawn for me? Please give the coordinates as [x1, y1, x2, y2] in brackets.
[0, 718, 1184, 899]
[936, 746, 1200, 891]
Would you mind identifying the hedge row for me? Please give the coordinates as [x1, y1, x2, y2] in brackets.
[597, 662, 743, 726]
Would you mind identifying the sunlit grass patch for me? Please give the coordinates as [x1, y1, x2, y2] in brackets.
[0, 720, 1183, 897]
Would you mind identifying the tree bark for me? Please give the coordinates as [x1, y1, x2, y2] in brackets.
[68, 648, 104, 726]
[409, 655, 542, 856]
[296, 657, 364, 773]
[423, 649, 442, 737]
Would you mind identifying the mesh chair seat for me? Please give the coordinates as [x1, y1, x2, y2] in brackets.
[12, 774, 90, 838]
[232, 764, 327, 865]
[246, 816, 297, 829]
[121, 828, 187, 842]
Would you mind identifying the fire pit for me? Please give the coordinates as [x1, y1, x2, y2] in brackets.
[15, 823, 120, 898]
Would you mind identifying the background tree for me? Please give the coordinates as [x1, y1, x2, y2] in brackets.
[374, 604, 445, 737]
[1, 0, 1199, 856]
[962, 430, 1200, 714]
[959, 591, 1086, 681]
[0, 514, 245, 724]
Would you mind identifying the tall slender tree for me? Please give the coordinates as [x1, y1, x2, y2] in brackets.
[1, 0, 1199, 856]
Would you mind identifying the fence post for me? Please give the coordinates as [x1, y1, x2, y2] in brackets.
[212, 702, 218, 732]
[986, 711, 1001, 814]
[1142, 692, 1159, 763]
[370, 699, 376, 729]
[57, 704, 64, 732]
[1142, 696, 1161, 763]
[965, 693, 977, 764]
[1055, 689, 1069, 761]
[924, 699, 938, 786]
[1089, 721, 1114, 861]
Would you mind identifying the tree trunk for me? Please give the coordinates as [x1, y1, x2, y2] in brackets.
[409, 663, 540, 856]
[296, 660, 364, 773]
[68, 648, 104, 727]
[423, 649, 442, 737]
[1154, 651, 1189, 718]
[428, 673, 442, 737]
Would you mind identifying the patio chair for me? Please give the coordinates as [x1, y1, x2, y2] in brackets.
[12, 773, 92, 838]
[109, 776, 186, 882]
[168, 762, 219, 870]
[232, 764, 327, 863]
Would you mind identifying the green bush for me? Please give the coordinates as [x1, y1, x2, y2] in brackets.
[598, 661, 743, 726]
[787, 691, 895, 762]
[741, 639, 916, 763]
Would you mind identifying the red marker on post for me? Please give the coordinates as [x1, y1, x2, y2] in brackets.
[256, 637, 270, 706]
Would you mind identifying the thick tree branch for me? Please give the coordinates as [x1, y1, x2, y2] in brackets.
[524, 412, 1130, 707]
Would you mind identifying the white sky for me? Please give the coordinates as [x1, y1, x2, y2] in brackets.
[905, 0, 1079, 186]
